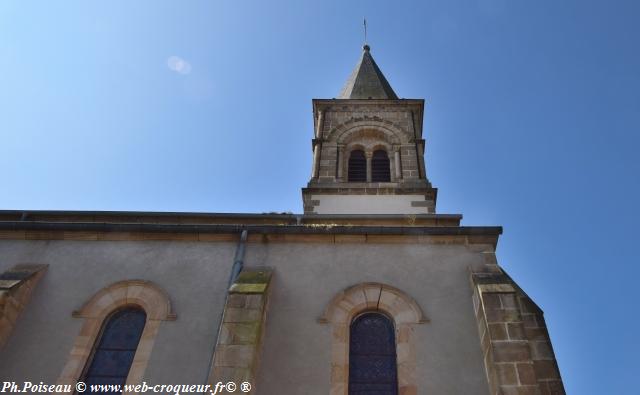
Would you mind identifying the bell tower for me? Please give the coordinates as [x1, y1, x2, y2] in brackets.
[302, 45, 437, 214]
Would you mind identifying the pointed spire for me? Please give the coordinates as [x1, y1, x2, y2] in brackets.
[338, 45, 398, 100]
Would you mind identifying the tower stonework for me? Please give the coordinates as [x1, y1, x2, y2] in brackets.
[303, 45, 436, 215]
[301, 45, 566, 394]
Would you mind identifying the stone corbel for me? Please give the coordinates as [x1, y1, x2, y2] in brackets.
[0, 264, 48, 350]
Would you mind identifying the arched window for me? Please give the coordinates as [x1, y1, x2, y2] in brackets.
[349, 312, 398, 395]
[348, 150, 367, 182]
[371, 150, 391, 182]
[82, 307, 147, 388]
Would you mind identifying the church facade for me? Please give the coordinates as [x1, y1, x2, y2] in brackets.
[0, 46, 565, 395]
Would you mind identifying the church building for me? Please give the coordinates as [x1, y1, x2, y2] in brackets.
[0, 45, 565, 394]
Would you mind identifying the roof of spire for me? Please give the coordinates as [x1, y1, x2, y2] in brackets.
[338, 45, 398, 100]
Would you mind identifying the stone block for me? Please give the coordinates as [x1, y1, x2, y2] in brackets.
[333, 234, 366, 243]
[540, 380, 565, 395]
[227, 294, 246, 308]
[0, 230, 25, 239]
[522, 314, 540, 329]
[396, 343, 413, 363]
[486, 309, 520, 324]
[330, 363, 347, 382]
[218, 324, 233, 345]
[507, 323, 526, 340]
[332, 324, 348, 343]
[533, 360, 560, 380]
[483, 253, 498, 266]
[397, 325, 411, 343]
[518, 297, 540, 314]
[2, 300, 20, 325]
[245, 295, 264, 309]
[25, 230, 64, 240]
[227, 322, 261, 345]
[398, 385, 417, 395]
[500, 294, 518, 309]
[479, 283, 516, 293]
[500, 385, 540, 395]
[211, 366, 252, 383]
[482, 294, 502, 310]
[531, 341, 554, 360]
[495, 363, 518, 385]
[141, 232, 198, 241]
[0, 316, 14, 347]
[214, 345, 255, 368]
[481, 329, 491, 352]
[516, 363, 537, 385]
[493, 342, 531, 363]
[524, 327, 549, 341]
[489, 323, 508, 340]
[62, 231, 98, 240]
[224, 308, 261, 323]
[97, 232, 145, 241]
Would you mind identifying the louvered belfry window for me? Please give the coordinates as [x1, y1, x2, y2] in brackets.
[348, 150, 367, 182]
[371, 150, 391, 182]
[349, 312, 398, 394]
[82, 308, 146, 389]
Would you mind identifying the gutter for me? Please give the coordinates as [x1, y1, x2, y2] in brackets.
[0, 221, 502, 236]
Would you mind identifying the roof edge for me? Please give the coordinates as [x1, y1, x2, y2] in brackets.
[0, 220, 502, 236]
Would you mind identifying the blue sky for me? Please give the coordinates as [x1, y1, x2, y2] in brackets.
[1, 1, 639, 393]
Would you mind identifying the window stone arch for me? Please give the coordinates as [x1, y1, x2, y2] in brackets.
[328, 119, 408, 146]
[319, 283, 427, 395]
[57, 280, 176, 387]
[339, 127, 399, 148]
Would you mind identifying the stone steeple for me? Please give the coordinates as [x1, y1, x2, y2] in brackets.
[302, 45, 437, 215]
[338, 45, 398, 100]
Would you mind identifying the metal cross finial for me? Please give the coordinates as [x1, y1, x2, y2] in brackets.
[363, 18, 367, 45]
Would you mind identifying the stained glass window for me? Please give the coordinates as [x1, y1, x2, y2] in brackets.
[349, 312, 398, 395]
[82, 308, 146, 393]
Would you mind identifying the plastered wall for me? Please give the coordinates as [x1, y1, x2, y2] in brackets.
[0, 238, 490, 394]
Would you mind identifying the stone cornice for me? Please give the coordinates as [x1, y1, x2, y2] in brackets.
[0, 210, 447, 226]
[0, 220, 501, 248]
[0, 221, 500, 236]
[312, 98, 425, 109]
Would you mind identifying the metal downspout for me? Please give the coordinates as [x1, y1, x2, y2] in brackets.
[228, 229, 248, 287]
[204, 229, 248, 384]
